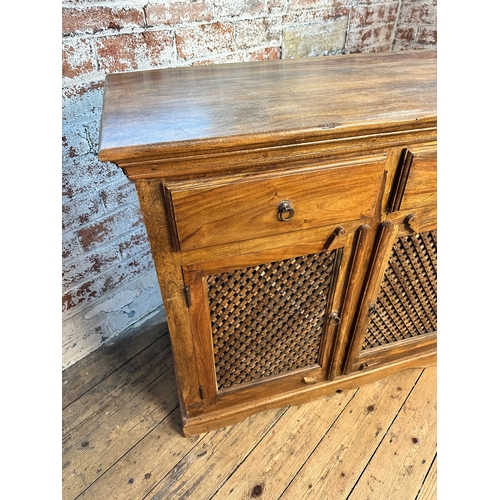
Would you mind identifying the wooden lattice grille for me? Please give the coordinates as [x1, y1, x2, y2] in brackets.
[206, 250, 339, 390]
[362, 230, 437, 350]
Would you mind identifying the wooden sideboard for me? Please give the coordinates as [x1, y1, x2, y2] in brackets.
[98, 50, 437, 436]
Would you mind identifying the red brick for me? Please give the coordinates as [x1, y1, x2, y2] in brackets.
[62, 6, 144, 35]
[62, 37, 94, 79]
[249, 46, 281, 61]
[394, 26, 416, 42]
[375, 24, 394, 43]
[95, 31, 176, 73]
[77, 208, 142, 251]
[176, 23, 235, 60]
[100, 251, 154, 295]
[63, 248, 120, 290]
[350, 6, 378, 26]
[399, 2, 436, 24]
[416, 26, 437, 45]
[63, 279, 100, 314]
[118, 231, 150, 260]
[350, 2, 399, 26]
[145, 2, 211, 26]
[387, 3, 399, 23]
[345, 26, 373, 52]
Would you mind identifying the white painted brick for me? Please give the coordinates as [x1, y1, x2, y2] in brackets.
[62, 190, 104, 232]
[62, 245, 120, 290]
[84, 288, 139, 320]
[213, 0, 265, 19]
[106, 286, 163, 335]
[62, 85, 104, 124]
[235, 17, 282, 49]
[62, 154, 124, 199]
[62, 312, 112, 369]
[62, 231, 83, 261]
[140, 269, 160, 290]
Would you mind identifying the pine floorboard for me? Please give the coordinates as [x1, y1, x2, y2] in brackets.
[62, 314, 437, 500]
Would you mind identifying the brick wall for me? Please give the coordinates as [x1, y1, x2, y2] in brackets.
[62, 0, 437, 369]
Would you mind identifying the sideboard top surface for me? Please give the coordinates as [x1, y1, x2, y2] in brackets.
[98, 50, 437, 163]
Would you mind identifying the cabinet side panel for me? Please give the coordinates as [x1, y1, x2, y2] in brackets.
[134, 180, 201, 417]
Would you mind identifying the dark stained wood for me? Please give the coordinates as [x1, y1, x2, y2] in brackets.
[98, 50, 436, 163]
[96, 50, 437, 435]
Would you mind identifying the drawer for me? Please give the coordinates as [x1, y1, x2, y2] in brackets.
[390, 146, 436, 212]
[163, 155, 387, 251]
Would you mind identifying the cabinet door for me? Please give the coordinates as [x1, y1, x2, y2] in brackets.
[180, 224, 367, 416]
[342, 216, 437, 374]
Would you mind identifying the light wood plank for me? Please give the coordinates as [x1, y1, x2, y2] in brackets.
[277, 368, 423, 500]
[62, 364, 178, 500]
[77, 406, 287, 500]
[347, 365, 437, 500]
[416, 455, 437, 500]
[143, 406, 291, 500]
[62, 310, 167, 408]
[208, 388, 362, 500]
[62, 334, 172, 454]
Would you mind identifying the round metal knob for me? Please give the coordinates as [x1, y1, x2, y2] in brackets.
[329, 312, 340, 326]
[277, 199, 294, 221]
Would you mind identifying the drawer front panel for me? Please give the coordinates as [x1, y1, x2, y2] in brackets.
[391, 147, 436, 212]
[164, 155, 386, 251]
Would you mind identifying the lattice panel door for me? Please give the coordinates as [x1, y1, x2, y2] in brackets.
[362, 230, 437, 351]
[206, 250, 340, 391]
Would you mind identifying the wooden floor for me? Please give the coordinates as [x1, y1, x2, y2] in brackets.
[62, 310, 437, 500]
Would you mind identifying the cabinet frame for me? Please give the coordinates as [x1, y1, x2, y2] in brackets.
[343, 217, 437, 375]
[180, 228, 356, 416]
[97, 50, 437, 435]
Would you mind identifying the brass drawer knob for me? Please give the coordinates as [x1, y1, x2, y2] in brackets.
[277, 199, 294, 221]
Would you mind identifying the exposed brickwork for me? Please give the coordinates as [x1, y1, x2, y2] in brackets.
[62, 6, 145, 35]
[145, 2, 212, 26]
[235, 17, 282, 50]
[62, 0, 436, 370]
[282, 18, 349, 58]
[62, 37, 94, 80]
[176, 22, 235, 60]
[393, 0, 437, 50]
[95, 31, 176, 72]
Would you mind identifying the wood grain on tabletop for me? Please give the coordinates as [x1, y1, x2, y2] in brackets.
[98, 50, 437, 162]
